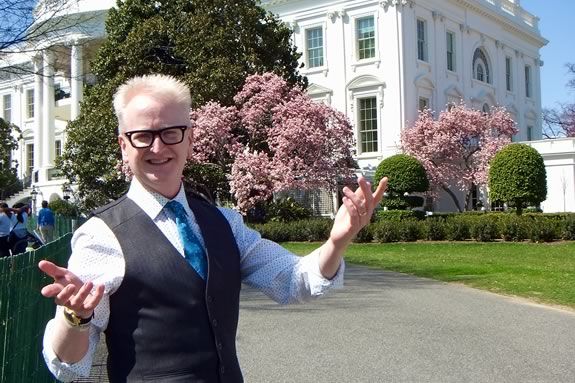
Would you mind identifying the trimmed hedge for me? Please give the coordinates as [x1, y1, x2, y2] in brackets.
[250, 213, 575, 243]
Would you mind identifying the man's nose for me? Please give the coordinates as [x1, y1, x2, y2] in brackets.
[149, 135, 166, 151]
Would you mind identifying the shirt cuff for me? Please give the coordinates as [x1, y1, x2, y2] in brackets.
[301, 248, 345, 297]
[42, 310, 97, 382]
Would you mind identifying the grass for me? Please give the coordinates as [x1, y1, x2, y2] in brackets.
[282, 241, 575, 309]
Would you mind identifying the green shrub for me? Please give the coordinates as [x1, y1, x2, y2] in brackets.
[398, 220, 422, 242]
[499, 215, 529, 242]
[265, 197, 312, 223]
[470, 215, 499, 242]
[445, 216, 470, 241]
[354, 225, 374, 243]
[424, 218, 446, 241]
[373, 221, 399, 243]
[489, 143, 547, 215]
[374, 154, 429, 194]
[376, 210, 424, 221]
[527, 217, 559, 243]
[562, 215, 575, 240]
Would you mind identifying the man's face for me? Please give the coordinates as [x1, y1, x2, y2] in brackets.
[118, 94, 192, 198]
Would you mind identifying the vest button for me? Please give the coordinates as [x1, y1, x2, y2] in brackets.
[207, 295, 213, 303]
[220, 365, 225, 374]
[212, 318, 218, 327]
[216, 341, 223, 350]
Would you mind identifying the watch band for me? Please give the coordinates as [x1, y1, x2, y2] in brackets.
[63, 307, 93, 330]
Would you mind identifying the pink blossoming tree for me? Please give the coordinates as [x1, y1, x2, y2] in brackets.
[401, 103, 517, 212]
[189, 73, 356, 213]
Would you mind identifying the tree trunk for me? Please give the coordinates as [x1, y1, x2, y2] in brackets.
[441, 184, 463, 212]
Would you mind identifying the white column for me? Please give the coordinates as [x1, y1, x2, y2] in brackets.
[70, 43, 83, 120]
[33, 55, 44, 183]
[42, 49, 55, 173]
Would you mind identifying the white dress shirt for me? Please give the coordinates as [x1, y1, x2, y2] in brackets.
[43, 178, 344, 381]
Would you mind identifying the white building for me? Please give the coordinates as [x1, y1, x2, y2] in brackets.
[262, 0, 549, 211]
[2, 0, 572, 213]
[0, 0, 114, 209]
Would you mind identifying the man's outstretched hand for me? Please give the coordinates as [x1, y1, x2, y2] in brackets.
[329, 176, 388, 248]
[39, 260, 104, 319]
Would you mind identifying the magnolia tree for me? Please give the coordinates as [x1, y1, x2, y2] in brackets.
[401, 103, 517, 212]
[190, 73, 356, 212]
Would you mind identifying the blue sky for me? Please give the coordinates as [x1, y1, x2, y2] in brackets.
[521, 0, 574, 109]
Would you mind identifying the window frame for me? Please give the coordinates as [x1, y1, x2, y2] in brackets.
[525, 65, 532, 98]
[26, 88, 34, 119]
[25, 143, 34, 176]
[357, 96, 379, 154]
[446, 31, 456, 72]
[417, 18, 428, 62]
[356, 15, 376, 61]
[2, 94, 11, 123]
[505, 56, 513, 92]
[305, 25, 325, 69]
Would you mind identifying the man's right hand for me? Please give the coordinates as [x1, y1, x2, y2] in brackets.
[38, 260, 104, 319]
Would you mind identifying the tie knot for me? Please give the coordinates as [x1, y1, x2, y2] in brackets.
[165, 200, 187, 218]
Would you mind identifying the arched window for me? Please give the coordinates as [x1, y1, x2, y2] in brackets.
[482, 103, 490, 114]
[473, 48, 490, 84]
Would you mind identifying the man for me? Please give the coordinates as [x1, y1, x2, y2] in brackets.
[37, 200, 55, 243]
[39, 74, 387, 382]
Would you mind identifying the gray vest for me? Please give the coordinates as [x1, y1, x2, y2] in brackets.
[94, 192, 242, 382]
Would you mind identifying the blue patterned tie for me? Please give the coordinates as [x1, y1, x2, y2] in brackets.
[165, 200, 207, 280]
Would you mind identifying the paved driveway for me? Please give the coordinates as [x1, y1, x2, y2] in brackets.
[237, 265, 575, 383]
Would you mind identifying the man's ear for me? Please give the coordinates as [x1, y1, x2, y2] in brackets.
[118, 135, 129, 162]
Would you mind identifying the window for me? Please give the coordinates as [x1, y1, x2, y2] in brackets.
[358, 97, 378, 153]
[306, 27, 324, 68]
[525, 65, 532, 98]
[505, 57, 513, 92]
[417, 19, 428, 61]
[55, 140, 62, 159]
[26, 89, 34, 119]
[473, 48, 490, 83]
[527, 125, 533, 141]
[418, 97, 429, 111]
[356, 16, 375, 60]
[482, 103, 490, 114]
[446, 31, 455, 71]
[2, 94, 11, 123]
[26, 144, 34, 176]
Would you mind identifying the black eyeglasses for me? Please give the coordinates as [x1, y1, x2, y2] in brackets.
[124, 126, 189, 148]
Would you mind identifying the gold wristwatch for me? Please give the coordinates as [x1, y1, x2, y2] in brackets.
[63, 307, 93, 329]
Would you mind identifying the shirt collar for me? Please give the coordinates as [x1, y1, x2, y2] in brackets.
[127, 178, 190, 221]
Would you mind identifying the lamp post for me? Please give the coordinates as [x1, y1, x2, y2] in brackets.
[30, 186, 38, 215]
[62, 183, 72, 201]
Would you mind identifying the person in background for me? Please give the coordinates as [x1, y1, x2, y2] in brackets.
[10, 203, 29, 255]
[38, 74, 388, 382]
[0, 203, 12, 257]
[37, 200, 55, 243]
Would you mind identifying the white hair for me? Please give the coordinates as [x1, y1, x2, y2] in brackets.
[113, 74, 192, 131]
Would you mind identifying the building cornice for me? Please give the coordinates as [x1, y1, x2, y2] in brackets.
[449, 0, 548, 48]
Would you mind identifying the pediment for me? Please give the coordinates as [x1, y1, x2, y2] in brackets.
[414, 74, 434, 89]
[307, 83, 333, 96]
[346, 75, 384, 90]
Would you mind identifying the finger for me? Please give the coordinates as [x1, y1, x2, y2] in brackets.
[356, 176, 374, 208]
[38, 260, 69, 280]
[343, 186, 367, 215]
[41, 284, 64, 298]
[69, 281, 94, 308]
[54, 284, 77, 306]
[342, 196, 360, 220]
[84, 284, 105, 311]
[372, 177, 388, 205]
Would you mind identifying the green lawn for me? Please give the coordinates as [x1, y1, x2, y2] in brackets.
[282, 242, 575, 309]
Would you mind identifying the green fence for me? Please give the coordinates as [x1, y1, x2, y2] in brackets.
[1, 234, 73, 383]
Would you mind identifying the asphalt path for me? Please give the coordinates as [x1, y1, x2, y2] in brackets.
[237, 265, 575, 383]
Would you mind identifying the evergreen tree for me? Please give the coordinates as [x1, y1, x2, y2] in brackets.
[0, 118, 21, 200]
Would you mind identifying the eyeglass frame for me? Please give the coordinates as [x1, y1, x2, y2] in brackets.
[123, 125, 189, 149]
